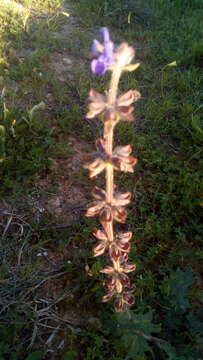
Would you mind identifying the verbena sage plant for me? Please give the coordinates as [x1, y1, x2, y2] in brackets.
[85, 28, 141, 312]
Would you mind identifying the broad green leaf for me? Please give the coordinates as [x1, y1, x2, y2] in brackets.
[116, 310, 161, 359]
[117, 309, 161, 335]
[123, 333, 151, 359]
[160, 268, 196, 312]
[156, 340, 178, 360]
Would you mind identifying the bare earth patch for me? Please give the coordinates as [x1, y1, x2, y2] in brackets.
[0, 1, 99, 358]
[34, 134, 91, 225]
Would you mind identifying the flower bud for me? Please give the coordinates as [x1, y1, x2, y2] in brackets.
[114, 42, 135, 67]
[114, 297, 124, 312]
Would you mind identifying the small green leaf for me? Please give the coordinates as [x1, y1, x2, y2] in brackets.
[191, 114, 203, 138]
[3, 102, 9, 122]
[1, 87, 6, 99]
[166, 61, 177, 67]
[60, 11, 70, 17]
[0, 125, 5, 161]
[127, 12, 132, 24]
[28, 102, 45, 121]
[123, 63, 140, 72]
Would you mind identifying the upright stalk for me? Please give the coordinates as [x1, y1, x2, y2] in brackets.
[85, 28, 140, 311]
[104, 68, 122, 243]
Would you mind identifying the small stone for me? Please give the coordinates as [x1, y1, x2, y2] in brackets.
[62, 57, 72, 65]
[46, 93, 54, 102]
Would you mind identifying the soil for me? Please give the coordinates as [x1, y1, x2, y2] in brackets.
[0, 1, 99, 358]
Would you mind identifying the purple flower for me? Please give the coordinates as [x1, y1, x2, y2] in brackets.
[91, 28, 115, 75]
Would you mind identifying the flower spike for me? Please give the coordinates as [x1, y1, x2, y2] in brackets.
[85, 28, 141, 311]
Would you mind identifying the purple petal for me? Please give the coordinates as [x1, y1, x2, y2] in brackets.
[104, 41, 114, 65]
[91, 40, 99, 55]
[100, 27, 110, 42]
[91, 39, 103, 55]
[91, 58, 107, 75]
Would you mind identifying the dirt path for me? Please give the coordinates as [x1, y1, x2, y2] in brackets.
[1, 0, 94, 226]
[0, 2, 100, 359]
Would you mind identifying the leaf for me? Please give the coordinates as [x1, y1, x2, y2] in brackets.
[28, 102, 45, 121]
[0, 125, 5, 161]
[117, 309, 161, 334]
[116, 310, 161, 359]
[186, 311, 203, 336]
[166, 61, 177, 67]
[63, 350, 77, 360]
[160, 268, 196, 313]
[156, 341, 179, 360]
[127, 12, 132, 24]
[60, 11, 70, 17]
[25, 351, 45, 360]
[1, 87, 6, 99]
[0, 125, 5, 136]
[191, 114, 203, 139]
[123, 63, 140, 72]
[3, 102, 9, 122]
[122, 333, 151, 359]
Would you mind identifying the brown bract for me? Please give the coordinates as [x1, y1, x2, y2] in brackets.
[86, 89, 140, 122]
[84, 138, 108, 178]
[101, 253, 136, 310]
[114, 289, 135, 312]
[112, 145, 138, 173]
[92, 230, 132, 258]
[85, 187, 131, 224]
[85, 140, 138, 178]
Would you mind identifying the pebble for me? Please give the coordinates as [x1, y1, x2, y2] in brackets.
[62, 57, 72, 65]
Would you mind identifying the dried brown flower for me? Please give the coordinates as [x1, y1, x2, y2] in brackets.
[112, 145, 138, 173]
[86, 89, 140, 123]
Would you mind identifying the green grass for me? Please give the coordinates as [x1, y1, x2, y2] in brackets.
[0, 0, 203, 359]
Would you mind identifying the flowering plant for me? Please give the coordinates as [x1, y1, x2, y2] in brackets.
[85, 28, 141, 312]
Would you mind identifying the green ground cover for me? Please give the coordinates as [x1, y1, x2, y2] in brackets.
[0, 0, 202, 359]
